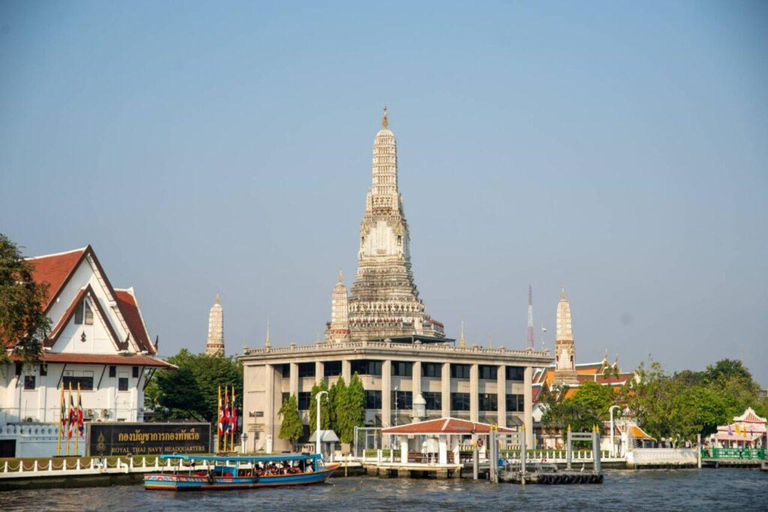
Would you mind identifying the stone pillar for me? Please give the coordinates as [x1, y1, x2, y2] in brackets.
[382, 360, 392, 427]
[290, 362, 299, 398]
[265, 364, 275, 449]
[470, 363, 479, 422]
[315, 361, 324, 384]
[342, 360, 352, 383]
[438, 435, 448, 465]
[497, 364, 507, 428]
[412, 361, 422, 400]
[441, 363, 451, 418]
[524, 366, 533, 447]
[400, 437, 409, 464]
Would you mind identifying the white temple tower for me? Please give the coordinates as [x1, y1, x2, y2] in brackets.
[206, 294, 225, 356]
[341, 108, 445, 341]
[326, 269, 351, 342]
[553, 288, 578, 385]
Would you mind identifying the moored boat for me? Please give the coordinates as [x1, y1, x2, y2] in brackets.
[144, 453, 339, 491]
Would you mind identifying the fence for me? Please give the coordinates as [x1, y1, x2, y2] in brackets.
[703, 447, 765, 460]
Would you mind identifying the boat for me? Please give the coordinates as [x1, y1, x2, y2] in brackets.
[144, 453, 340, 491]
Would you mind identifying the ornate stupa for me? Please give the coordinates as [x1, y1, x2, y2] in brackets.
[553, 288, 578, 385]
[332, 108, 444, 342]
[206, 294, 225, 356]
[325, 269, 351, 342]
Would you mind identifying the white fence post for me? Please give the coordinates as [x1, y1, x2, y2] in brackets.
[33, 461, 38, 472]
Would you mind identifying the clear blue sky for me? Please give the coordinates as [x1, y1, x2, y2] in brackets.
[2, 1, 766, 384]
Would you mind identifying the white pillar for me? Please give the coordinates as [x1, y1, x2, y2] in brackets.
[470, 364, 479, 423]
[438, 436, 448, 465]
[315, 361, 324, 383]
[290, 363, 299, 398]
[382, 360, 392, 427]
[265, 364, 275, 450]
[342, 360, 351, 383]
[400, 437, 408, 464]
[441, 363, 451, 418]
[497, 364, 506, 428]
[524, 366, 533, 447]
[412, 361, 422, 400]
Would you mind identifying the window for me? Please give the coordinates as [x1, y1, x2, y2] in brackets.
[506, 394, 524, 412]
[24, 376, 36, 390]
[298, 392, 311, 410]
[109, 366, 116, 378]
[479, 365, 498, 380]
[451, 392, 470, 411]
[451, 364, 470, 379]
[63, 375, 94, 391]
[392, 361, 413, 377]
[392, 390, 412, 409]
[74, 300, 94, 325]
[365, 390, 382, 409]
[282, 392, 290, 406]
[132, 366, 139, 379]
[423, 391, 442, 411]
[506, 367, 525, 381]
[479, 393, 498, 411]
[351, 360, 382, 376]
[298, 363, 315, 378]
[277, 364, 290, 377]
[118, 377, 129, 391]
[324, 361, 342, 377]
[15, 363, 22, 376]
[422, 363, 442, 378]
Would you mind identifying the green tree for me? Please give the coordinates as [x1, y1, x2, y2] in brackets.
[0, 234, 51, 367]
[570, 381, 617, 422]
[327, 376, 346, 433]
[308, 380, 330, 435]
[336, 372, 365, 444]
[278, 394, 304, 449]
[155, 366, 205, 420]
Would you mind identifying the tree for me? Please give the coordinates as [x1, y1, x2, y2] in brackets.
[155, 366, 205, 420]
[570, 381, 616, 423]
[278, 394, 304, 449]
[336, 372, 365, 444]
[0, 234, 51, 366]
[308, 380, 330, 435]
[327, 376, 346, 433]
[146, 349, 242, 422]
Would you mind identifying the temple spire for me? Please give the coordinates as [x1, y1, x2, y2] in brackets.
[382, 105, 388, 128]
[554, 287, 578, 385]
[205, 294, 224, 356]
[459, 319, 466, 348]
[265, 318, 271, 349]
[338, 267, 344, 283]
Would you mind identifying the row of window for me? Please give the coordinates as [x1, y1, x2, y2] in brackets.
[20, 366, 141, 391]
[276, 360, 526, 381]
[356, 391, 524, 412]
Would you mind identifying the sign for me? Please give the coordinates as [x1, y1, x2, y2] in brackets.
[86, 422, 211, 457]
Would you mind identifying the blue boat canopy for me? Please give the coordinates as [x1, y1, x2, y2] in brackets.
[159, 453, 322, 463]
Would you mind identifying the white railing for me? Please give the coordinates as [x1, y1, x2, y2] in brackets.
[626, 448, 698, 466]
[243, 340, 550, 359]
[0, 456, 208, 480]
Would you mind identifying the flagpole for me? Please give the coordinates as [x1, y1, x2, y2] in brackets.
[224, 386, 229, 453]
[56, 385, 63, 456]
[75, 383, 80, 456]
[217, 386, 222, 453]
[230, 386, 235, 453]
[66, 383, 72, 456]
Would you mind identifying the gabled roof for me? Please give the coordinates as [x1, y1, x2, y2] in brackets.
[27, 247, 88, 310]
[733, 407, 767, 424]
[382, 417, 516, 435]
[115, 288, 156, 354]
[11, 352, 175, 369]
[628, 425, 655, 440]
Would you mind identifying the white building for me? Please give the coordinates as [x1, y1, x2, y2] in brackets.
[0, 245, 173, 457]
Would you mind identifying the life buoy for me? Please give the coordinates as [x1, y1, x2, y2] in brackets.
[477, 438, 484, 449]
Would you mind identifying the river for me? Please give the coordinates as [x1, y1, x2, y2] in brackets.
[0, 469, 765, 511]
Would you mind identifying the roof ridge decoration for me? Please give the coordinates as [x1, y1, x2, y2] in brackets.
[25, 246, 89, 260]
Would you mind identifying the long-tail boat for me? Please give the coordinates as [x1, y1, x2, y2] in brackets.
[144, 453, 339, 491]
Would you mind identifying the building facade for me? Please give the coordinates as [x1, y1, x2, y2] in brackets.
[241, 341, 549, 453]
[241, 110, 551, 453]
[0, 245, 173, 457]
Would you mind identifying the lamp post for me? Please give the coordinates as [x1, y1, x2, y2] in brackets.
[316, 390, 328, 457]
[394, 386, 399, 426]
[609, 405, 621, 457]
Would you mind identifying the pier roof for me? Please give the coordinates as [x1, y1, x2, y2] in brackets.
[382, 417, 515, 436]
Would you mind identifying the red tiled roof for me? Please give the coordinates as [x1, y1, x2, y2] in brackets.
[115, 289, 156, 354]
[12, 352, 175, 368]
[382, 417, 516, 435]
[27, 248, 87, 310]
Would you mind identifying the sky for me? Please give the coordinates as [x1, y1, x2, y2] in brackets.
[1, 1, 766, 385]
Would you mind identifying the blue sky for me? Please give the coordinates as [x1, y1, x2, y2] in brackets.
[1, 1, 766, 384]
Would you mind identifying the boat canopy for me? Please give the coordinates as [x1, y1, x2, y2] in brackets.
[159, 453, 322, 463]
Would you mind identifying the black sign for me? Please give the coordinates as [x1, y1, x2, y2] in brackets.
[86, 422, 211, 456]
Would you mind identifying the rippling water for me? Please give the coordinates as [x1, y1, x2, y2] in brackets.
[1, 469, 766, 511]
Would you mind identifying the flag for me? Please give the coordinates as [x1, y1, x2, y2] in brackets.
[77, 393, 84, 438]
[68, 392, 76, 439]
[223, 389, 230, 434]
[60, 387, 67, 438]
[217, 386, 224, 438]
[230, 393, 237, 436]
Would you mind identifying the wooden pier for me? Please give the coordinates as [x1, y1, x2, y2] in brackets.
[364, 462, 462, 479]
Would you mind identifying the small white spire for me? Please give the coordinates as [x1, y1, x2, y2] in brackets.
[265, 318, 271, 349]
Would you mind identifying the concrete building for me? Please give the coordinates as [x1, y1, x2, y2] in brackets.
[0, 245, 173, 457]
[240, 110, 550, 453]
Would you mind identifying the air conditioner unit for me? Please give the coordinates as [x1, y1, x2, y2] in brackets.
[101, 409, 110, 418]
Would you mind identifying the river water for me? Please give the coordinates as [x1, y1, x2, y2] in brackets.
[0, 469, 765, 511]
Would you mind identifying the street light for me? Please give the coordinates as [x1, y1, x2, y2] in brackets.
[609, 405, 621, 458]
[394, 386, 399, 426]
[316, 390, 328, 457]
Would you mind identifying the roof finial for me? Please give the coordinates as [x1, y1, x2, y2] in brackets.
[214, 293, 220, 304]
[338, 267, 344, 283]
[459, 318, 466, 348]
[560, 287, 566, 300]
[265, 318, 271, 349]
[382, 105, 389, 128]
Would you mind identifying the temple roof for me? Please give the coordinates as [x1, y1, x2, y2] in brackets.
[382, 417, 515, 435]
